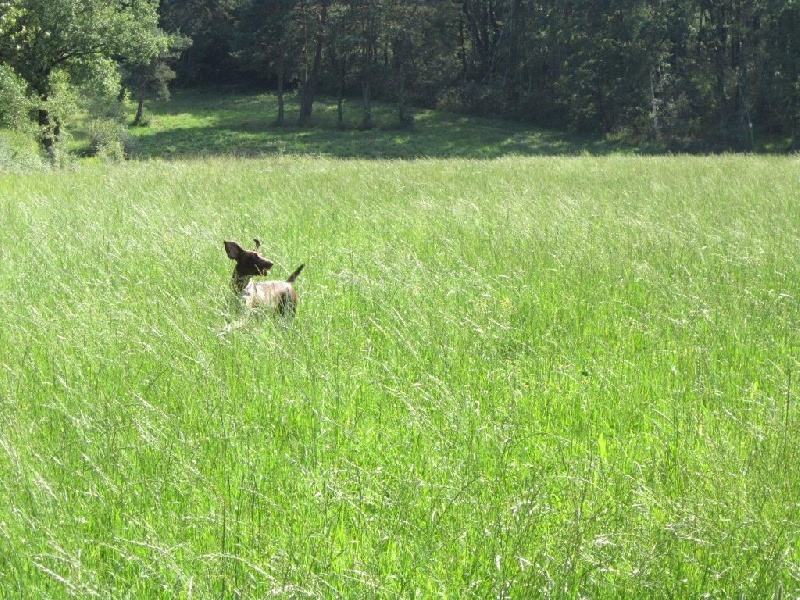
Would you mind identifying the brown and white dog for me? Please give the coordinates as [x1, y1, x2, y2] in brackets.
[224, 239, 304, 316]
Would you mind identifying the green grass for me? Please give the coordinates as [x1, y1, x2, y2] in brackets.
[1, 153, 799, 597]
[126, 89, 627, 160]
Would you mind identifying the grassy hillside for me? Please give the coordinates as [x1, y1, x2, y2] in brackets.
[1, 154, 799, 597]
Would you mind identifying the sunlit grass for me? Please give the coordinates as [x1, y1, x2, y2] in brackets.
[127, 89, 617, 159]
[0, 155, 798, 597]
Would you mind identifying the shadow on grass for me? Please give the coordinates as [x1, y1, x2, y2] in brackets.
[128, 89, 637, 160]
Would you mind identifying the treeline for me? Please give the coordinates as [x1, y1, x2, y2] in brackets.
[1, 1, 799, 154]
[163, 0, 800, 149]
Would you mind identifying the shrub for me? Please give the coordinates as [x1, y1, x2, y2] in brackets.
[0, 130, 47, 171]
[86, 118, 134, 161]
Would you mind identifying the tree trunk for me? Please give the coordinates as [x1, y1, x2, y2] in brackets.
[329, 36, 346, 126]
[133, 84, 145, 126]
[396, 31, 412, 127]
[362, 77, 372, 129]
[38, 108, 59, 160]
[713, 4, 729, 139]
[337, 61, 345, 126]
[276, 53, 285, 126]
[650, 69, 660, 141]
[361, 30, 376, 129]
[298, 0, 329, 126]
[398, 62, 408, 126]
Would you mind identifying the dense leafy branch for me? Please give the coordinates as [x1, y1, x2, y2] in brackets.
[0, 0, 184, 153]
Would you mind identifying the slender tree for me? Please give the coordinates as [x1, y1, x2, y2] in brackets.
[298, 0, 330, 125]
[233, 0, 299, 125]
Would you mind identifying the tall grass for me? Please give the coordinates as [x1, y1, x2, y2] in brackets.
[0, 155, 798, 597]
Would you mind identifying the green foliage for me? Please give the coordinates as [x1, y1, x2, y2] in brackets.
[0, 0, 162, 92]
[0, 0, 182, 149]
[160, 0, 241, 86]
[436, 81, 513, 118]
[72, 56, 124, 101]
[0, 130, 45, 170]
[0, 155, 798, 596]
[0, 62, 46, 170]
[85, 118, 132, 161]
[39, 70, 79, 127]
[0, 65, 34, 132]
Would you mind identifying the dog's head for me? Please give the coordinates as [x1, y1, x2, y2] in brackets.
[224, 240, 274, 278]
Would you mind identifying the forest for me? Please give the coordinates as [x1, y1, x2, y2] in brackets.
[2, 0, 799, 152]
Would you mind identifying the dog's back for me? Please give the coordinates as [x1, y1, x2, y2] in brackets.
[242, 264, 305, 315]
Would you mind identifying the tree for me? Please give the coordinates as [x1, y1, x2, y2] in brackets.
[386, 1, 425, 127]
[326, 1, 358, 126]
[342, 0, 382, 129]
[233, 0, 299, 126]
[0, 0, 179, 153]
[160, 0, 242, 87]
[4, 0, 798, 149]
[760, 2, 800, 148]
[123, 56, 181, 127]
[297, 0, 330, 125]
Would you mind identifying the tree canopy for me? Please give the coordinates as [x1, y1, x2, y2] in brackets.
[0, 0, 182, 152]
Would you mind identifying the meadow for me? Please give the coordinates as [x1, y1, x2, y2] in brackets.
[124, 89, 629, 160]
[0, 95, 799, 597]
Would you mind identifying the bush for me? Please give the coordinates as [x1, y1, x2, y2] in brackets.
[86, 118, 134, 161]
[0, 130, 47, 171]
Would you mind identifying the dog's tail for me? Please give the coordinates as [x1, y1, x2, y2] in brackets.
[286, 264, 305, 283]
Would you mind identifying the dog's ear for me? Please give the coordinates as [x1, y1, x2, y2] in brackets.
[224, 241, 244, 260]
[253, 238, 261, 250]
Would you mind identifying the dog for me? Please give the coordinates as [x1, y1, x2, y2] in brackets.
[224, 239, 304, 316]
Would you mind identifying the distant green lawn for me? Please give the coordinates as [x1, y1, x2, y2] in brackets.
[128, 89, 626, 159]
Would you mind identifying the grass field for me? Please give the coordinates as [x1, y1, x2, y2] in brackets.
[1, 98, 799, 597]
